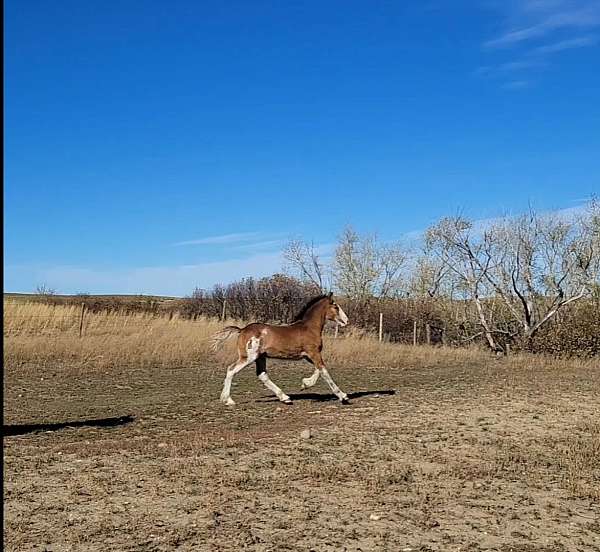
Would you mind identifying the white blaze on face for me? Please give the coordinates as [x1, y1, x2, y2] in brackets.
[336, 304, 349, 326]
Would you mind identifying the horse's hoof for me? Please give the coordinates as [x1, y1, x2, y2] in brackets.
[341, 397, 351, 405]
[282, 399, 293, 405]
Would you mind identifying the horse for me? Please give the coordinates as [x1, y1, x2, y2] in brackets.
[210, 292, 350, 406]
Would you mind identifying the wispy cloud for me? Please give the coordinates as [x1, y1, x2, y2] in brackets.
[401, 204, 590, 251]
[497, 59, 547, 72]
[484, 1, 600, 49]
[231, 239, 287, 252]
[6, 204, 591, 297]
[173, 232, 262, 246]
[532, 34, 598, 53]
[476, 58, 547, 78]
[4, 234, 333, 296]
[502, 79, 532, 90]
[479, 1, 600, 88]
[4, 252, 287, 297]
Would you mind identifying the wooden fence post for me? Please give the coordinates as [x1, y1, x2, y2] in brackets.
[221, 299, 227, 321]
[335, 325, 339, 339]
[79, 303, 86, 338]
[413, 320, 417, 346]
[426, 323, 431, 345]
[379, 312, 383, 343]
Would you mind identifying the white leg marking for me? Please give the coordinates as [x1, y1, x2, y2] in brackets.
[220, 337, 261, 406]
[258, 372, 291, 403]
[301, 368, 320, 390]
[320, 367, 348, 402]
[220, 361, 248, 405]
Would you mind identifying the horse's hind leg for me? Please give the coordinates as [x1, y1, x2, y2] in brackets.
[220, 337, 261, 406]
[256, 356, 292, 405]
[220, 358, 251, 406]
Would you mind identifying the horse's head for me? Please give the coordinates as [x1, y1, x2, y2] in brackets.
[324, 292, 349, 327]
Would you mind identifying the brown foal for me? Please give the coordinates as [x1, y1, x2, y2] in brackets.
[210, 292, 350, 406]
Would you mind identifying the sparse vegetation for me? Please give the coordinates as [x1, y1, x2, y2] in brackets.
[4, 298, 599, 551]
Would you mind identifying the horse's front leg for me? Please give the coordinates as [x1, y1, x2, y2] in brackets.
[309, 352, 350, 404]
[301, 369, 320, 390]
[256, 356, 292, 405]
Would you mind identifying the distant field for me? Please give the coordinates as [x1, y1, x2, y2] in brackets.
[4, 292, 180, 302]
[3, 301, 600, 551]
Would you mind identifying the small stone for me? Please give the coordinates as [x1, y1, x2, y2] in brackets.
[157, 443, 167, 448]
[369, 514, 381, 521]
[300, 429, 312, 440]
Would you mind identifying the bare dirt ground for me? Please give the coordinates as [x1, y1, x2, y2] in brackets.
[4, 353, 600, 551]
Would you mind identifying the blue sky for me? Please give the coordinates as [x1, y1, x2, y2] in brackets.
[4, 0, 600, 296]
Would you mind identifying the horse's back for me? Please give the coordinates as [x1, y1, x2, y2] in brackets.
[239, 321, 308, 359]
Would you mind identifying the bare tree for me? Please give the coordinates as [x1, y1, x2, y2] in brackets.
[282, 239, 329, 291]
[35, 284, 56, 297]
[425, 217, 502, 351]
[425, 201, 600, 350]
[409, 254, 450, 299]
[334, 226, 407, 302]
[486, 201, 600, 341]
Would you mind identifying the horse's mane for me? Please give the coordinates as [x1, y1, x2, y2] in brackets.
[293, 294, 329, 322]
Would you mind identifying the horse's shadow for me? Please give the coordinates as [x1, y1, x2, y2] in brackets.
[3, 414, 135, 437]
[258, 389, 396, 403]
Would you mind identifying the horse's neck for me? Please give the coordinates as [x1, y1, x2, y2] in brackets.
[302, 303, 327, 333]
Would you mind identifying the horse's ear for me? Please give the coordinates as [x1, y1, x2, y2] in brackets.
[328, 291, 333, 299]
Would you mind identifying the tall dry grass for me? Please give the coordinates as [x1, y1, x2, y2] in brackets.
[3, 300, 595, 373]
[3, 300, 240, 370]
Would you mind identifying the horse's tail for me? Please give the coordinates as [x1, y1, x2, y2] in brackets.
[209, 326, 241, 352]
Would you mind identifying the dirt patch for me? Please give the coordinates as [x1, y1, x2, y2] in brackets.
[4, 356, 600, 551]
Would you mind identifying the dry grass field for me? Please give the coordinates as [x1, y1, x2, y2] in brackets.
[3, 299, 600, 551]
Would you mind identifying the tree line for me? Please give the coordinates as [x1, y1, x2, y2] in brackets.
[183, 201, 599, 356]
[34, 201, 599, 356]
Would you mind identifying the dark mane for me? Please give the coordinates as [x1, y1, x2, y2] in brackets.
[293, 294, 329, 322]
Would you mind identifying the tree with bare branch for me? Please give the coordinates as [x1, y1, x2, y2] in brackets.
[282, 239, 329, 291]
[425, 216, 503, 351]
[425, 201, 600, 351]
[334, 226, 407, 303]
[485, 201, 600, 342]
